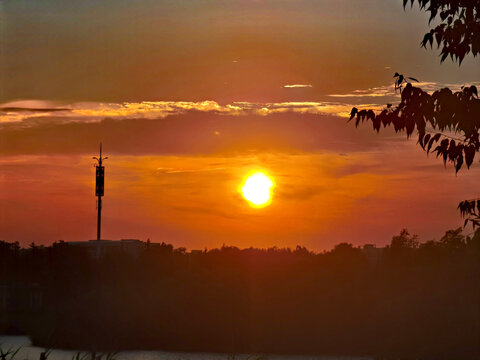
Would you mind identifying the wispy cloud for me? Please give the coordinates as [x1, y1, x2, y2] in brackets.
[283, 84, 313, 88]
[328, 81, 480, 98]
[156, 166, 226, 174]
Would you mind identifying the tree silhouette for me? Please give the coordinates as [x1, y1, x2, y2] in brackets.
[350, 0, 480, 227]
[3, 236, 480, 357]
[412, 0, 480, 63]
[391, 229, 419, 250]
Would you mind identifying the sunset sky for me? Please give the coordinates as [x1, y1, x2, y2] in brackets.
[1, 0, 480, 250]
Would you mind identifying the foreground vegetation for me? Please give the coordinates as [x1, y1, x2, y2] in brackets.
[1, 228, 480, 359]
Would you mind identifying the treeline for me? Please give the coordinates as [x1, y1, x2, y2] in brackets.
[1, 228, 480, 359]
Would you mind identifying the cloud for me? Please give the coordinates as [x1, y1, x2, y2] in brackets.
[2, 80, 477, 128]
[156, 166, 226, 174]
[0, 99, 378, 127]
[251, 102, 382, 118]
[328, 81, 480, 98]
[283, 84, 313, 88]
[1, 80, 475, 158]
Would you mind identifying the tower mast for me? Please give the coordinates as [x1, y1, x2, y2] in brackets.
[93, 143, 108, 241]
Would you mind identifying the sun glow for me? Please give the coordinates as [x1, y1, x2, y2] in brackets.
[241, 171, 275, 208]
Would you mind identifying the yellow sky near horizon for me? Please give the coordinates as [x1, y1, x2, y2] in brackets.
[2, 145, 479, 250]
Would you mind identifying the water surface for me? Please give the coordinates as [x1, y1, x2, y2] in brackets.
[0, 336, 371, 360]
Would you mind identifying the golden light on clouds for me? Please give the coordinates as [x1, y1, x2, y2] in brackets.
[240, 171, 275, 208]
[284, 84, 313, 88]
[0, 99, 383, 124]
[4, 80, 478, 125]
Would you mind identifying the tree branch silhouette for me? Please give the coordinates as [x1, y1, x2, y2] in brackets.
[351, 0, 480, 227]
[410, 0, 480, 64]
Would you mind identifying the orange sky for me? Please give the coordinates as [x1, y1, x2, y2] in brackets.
[1, 0, 480, 249]
[2, 106, 480, 249]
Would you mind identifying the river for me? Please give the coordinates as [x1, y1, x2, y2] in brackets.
[0, 336, 372, 360]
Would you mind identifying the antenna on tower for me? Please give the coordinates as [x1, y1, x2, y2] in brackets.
[93, 143, 108, 241]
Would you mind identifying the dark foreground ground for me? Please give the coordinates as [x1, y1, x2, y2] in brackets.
[2, 228, 480, 359]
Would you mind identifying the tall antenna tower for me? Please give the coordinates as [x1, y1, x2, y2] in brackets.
[93, 143, 108, 241]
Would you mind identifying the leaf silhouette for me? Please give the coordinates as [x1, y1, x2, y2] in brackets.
[421, 134, 431, 149]
[349, 107, 358, 121]
[471, 85, 478, 97]
[455, 154, 464, 173]
[465, 145, 475, 168]
[427, 134, 441, 153]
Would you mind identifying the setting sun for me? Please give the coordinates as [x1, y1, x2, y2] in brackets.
[240, 172, 275, 208]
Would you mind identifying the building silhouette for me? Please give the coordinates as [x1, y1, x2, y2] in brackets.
[67, 239, 146, 259]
